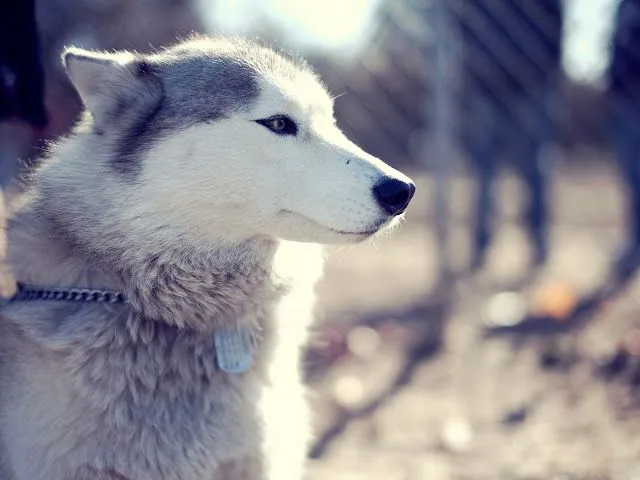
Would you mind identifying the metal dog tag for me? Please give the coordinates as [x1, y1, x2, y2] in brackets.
[214, 327, 253, 374]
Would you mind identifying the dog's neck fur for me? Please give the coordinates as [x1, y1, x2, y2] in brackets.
[6, 195, 288, 334]
[1, 189, 320, 479]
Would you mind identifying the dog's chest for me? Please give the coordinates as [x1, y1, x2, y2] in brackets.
[79, 324, 266, 478]
[2, 314, 269, 480]
[6, 308, 270, 480]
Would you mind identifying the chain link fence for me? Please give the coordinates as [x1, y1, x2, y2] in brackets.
[1, 0, 635, 279]
[0, 0, 634, 269]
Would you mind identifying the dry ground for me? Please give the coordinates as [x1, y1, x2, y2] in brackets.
[306, 160, 640, 480]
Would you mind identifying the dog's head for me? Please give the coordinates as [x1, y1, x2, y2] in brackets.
[59, 37, 415, 246]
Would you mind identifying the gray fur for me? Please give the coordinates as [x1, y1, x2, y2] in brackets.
[71, 37, 307, 175]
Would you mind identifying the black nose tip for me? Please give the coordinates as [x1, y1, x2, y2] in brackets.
[373, 178, 416, 215]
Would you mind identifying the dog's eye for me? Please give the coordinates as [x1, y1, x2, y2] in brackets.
[255, 115, 298, 136]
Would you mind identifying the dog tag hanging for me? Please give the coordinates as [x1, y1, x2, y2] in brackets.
[214, 327, 253, 373]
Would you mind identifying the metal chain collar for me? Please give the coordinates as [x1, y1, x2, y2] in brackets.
[8, 282, 127, 305]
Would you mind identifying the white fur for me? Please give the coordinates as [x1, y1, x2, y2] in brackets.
[135, 77, 411, 246]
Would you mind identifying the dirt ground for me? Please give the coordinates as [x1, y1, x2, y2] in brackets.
[305, 161, 640, 480]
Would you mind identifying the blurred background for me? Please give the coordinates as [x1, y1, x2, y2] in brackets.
[2, 0, 640, 478]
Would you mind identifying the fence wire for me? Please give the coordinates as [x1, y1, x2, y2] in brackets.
[1, 0, 637, 274]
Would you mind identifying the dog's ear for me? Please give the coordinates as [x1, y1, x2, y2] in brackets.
[62, 47, 158, 128]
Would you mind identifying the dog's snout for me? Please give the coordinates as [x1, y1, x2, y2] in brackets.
[373, 177, 416, 215]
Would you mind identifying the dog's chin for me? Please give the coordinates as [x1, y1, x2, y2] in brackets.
[273, 210, 389, 245]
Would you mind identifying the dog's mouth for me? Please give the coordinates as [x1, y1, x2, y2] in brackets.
[333, 228, 379, 236]
[278, 210, 385, 238]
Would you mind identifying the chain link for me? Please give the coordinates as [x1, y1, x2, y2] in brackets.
[12, 283, 126, 304]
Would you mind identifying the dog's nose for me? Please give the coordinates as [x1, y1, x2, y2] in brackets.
[373, 177, 416, 215]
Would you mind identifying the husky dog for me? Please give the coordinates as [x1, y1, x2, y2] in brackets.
[0, 37, 415, 480]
